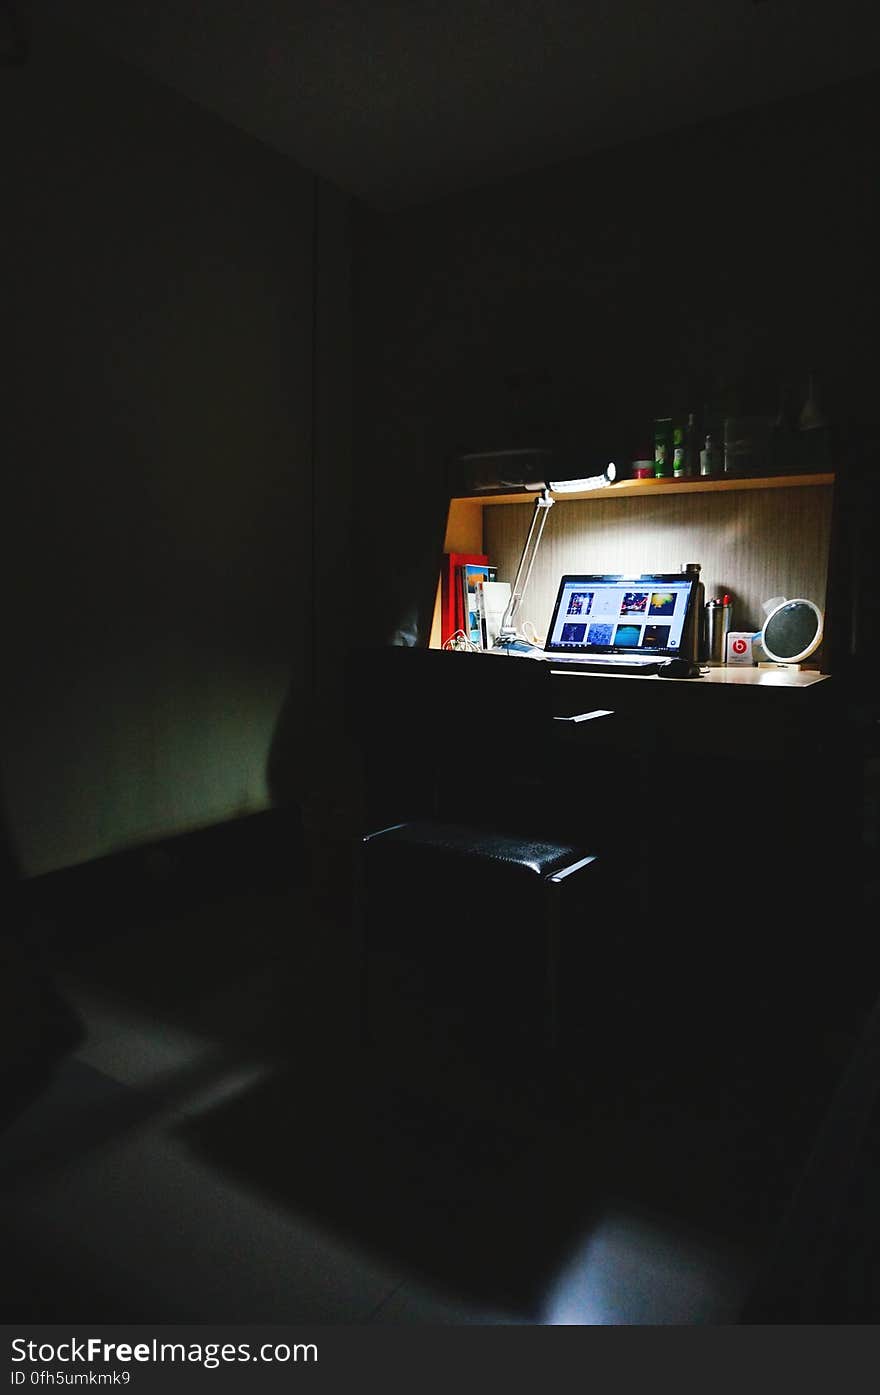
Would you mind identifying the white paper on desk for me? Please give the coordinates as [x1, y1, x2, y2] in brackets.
[554, 709, 615, 723]
[477, 580, 512, 649]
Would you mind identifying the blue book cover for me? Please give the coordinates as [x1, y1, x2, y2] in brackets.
[461, 562, 497, 646]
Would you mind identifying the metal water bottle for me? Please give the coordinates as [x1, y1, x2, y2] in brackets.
[681, 563, 705, 662]
[706, 595, 732, 665]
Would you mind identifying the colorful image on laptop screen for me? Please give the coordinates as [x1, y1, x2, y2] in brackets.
[544, 574, 694, 657]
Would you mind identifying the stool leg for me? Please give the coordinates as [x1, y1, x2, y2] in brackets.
[354, 837, 371, 1047]
[545, 855, 597, 1051]
[545, 879, 561, 1051]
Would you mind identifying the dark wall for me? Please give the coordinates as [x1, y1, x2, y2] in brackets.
[2, 25, 351, 875]
[354, 72, 880, 645]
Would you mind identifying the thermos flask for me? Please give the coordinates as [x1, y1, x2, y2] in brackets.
[681, 563, 705, 662]
[706, 596, 731, 664]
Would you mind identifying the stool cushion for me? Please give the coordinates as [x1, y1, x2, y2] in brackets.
[365, 820, 586, 879]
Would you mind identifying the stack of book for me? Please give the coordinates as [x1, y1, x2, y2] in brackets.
[440, 552, 511, 649]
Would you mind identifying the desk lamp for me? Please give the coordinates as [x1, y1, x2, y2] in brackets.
[494, 462, 617, 647]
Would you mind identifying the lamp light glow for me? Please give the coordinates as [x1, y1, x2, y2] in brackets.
[548, 462, 617, 492]
[494, 463, 617, 646]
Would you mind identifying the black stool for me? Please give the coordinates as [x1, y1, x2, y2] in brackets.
[359, 819, 599, 1054]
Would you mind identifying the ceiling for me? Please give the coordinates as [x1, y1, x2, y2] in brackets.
[31, 0, 880, 207]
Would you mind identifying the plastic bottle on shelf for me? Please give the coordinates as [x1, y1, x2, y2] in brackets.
[798, 372, 827, 431]
[673, 413, 699, 478]
[699, 432, 718, 476]
[797, 371, 831, 471]
[672, 422, 686, 478]
[684, 412, 698, 477]
[770, 380, 792, 474]
[654, 418, 673, 478]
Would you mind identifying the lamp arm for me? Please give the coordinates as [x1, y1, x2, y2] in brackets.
[496, 488, 554, 642]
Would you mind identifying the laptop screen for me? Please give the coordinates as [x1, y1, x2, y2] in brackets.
[544, 574, 695, 657]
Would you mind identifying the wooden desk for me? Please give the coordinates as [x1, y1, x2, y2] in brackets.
[552, 665, 830, 688]
[352, 644, 844, 825]
[349, 644, 871, 1072]
[350, 645, 859, 911]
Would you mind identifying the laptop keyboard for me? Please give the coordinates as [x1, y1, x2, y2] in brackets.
[546, 654, 664, 674]
[546, 652, 661, 668]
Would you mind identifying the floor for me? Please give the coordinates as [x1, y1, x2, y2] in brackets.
[0, 859, 863, 1326]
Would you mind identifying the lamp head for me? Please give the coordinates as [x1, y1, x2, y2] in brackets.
[453, 451, 617, 496]
[546, 462, 617, 493]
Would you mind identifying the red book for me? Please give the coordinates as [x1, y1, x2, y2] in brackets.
[441, 551, 487, 644]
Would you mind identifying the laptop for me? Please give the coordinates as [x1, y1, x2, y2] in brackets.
[541, 573, 697, 672]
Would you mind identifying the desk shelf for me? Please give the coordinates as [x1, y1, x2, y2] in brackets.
[443, 471, 834, 552]
[555, 471, 836, 504]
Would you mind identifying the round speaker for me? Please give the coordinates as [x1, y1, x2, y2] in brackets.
[761, 598, 823, 665]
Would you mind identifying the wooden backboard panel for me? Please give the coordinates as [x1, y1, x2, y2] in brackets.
[482, 484, 833, 639]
